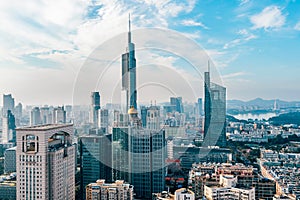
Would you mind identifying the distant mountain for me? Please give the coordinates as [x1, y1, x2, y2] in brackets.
[227, 98, 300, 110]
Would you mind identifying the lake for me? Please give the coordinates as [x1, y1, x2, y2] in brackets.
[232, 112, 277, 120]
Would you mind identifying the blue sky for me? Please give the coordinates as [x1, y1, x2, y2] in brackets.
[0, 0, 300, 105]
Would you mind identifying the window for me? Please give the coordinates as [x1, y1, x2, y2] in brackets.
[26, 142, 35, 152]
[24, 134, 37, 152]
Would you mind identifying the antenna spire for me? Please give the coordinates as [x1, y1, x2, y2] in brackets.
[128, 13, 131, 43]
[208, 60, 210, 73]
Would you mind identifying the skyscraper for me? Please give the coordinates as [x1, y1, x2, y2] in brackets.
[130, 128, 166, 199]
[30, 107, 41, 126]
[114, 16, 165, 199]
[2, 110, 16, 144]
[170, 97, 184, 113]
[15, 102, 22, 119]
[16, 124, 76, 200]
[79, 134, 112, 199]
[40, 107, 51, 124]
[146, 105, 160, 130]
[2, 94, 15, 116]
[98, 109, 109, 132]
[203, 70, 226, 147]
[52, 106, 66, 124]
[90, 92, 101, 127]
[122, 15, 137, 111]
[112, 126, 130, 182]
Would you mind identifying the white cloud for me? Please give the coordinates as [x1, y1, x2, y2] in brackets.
[181, 19, 208, 29]
[0, 0, 198, 68]
[0, 0, 87, 69]
[240, 0, 250, 5]
[138, 0, 196, 17]
[221, 72, 251, 93]
[0, 0, 200, 105]
[250, 5, 286, 30]
[205, 49, 240, 69]
[222, 72, 247, 79]
[294, 21, 300, 30]
[223, 29, 256, 49]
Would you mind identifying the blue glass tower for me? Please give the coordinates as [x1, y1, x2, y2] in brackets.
[203, 70, 227, 147]
[122, 15, 137, 111]
[170, 97, 184, 113]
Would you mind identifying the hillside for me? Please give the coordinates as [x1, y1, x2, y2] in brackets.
[269, 112, 300, 126]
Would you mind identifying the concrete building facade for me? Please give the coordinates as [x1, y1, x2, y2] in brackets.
[16, 124, 76, 200]
[86, 179, 133, 200]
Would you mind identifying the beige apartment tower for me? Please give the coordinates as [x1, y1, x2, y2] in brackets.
[16, 124, 76, 200]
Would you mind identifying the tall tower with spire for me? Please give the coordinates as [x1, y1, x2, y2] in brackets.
[204, 61, 227, 147]
[122, 14, 137, 112]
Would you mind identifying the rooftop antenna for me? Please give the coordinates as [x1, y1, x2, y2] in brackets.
[208, 60, 210, 73]
[128, 13, 131, 43]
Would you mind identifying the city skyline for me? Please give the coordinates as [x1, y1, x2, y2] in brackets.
[1, 2, 300, 199]
[1, 0, 300, 105]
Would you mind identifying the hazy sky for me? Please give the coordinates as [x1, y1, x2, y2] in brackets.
[0, 0, 300, 106]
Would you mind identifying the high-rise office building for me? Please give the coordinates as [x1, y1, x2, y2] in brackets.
[112, 126, 130, 182]
[130, 128, 166, 199]
[170, 97, 184, 113]
[90, 92, 101, 127]
[79, 134, 112, 199]
[4, 146, 16, 173]
[90, 92, 100, 127]
[98, 109, 109, 132]
[52, 106, 66, 124]
[30, 107, 41, 126]
[2, 110, 16, 144]
[114, 111, 130, 127]
[146, 105, 160, 130]
[122, 15, 137, 111]
[64, 105, 72, 123]
[203, 70, 226, 147]
[16, 124, 76, 200]
[40, 107, 51, 124]
[15, 102, 22, 119]
[114, 16, 165, 200]
[2, 94, 15, 116]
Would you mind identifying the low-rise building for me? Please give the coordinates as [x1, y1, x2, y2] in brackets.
[153, 191, 174, 200]
[174, 188, 195, 200]
[86, 180, 133, 200]
[0, 181, 16, 200]
[0, 173, 16, 200]
[204, 185, 255, 200]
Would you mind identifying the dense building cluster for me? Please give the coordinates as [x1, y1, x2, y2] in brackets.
[0, 17, 299, 200]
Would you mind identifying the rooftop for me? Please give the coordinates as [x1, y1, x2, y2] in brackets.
[175, 188, 194, 195]
[5, 146, 16, 151]
[0, 181, 16, 187]
[16, 124, 72, 131]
